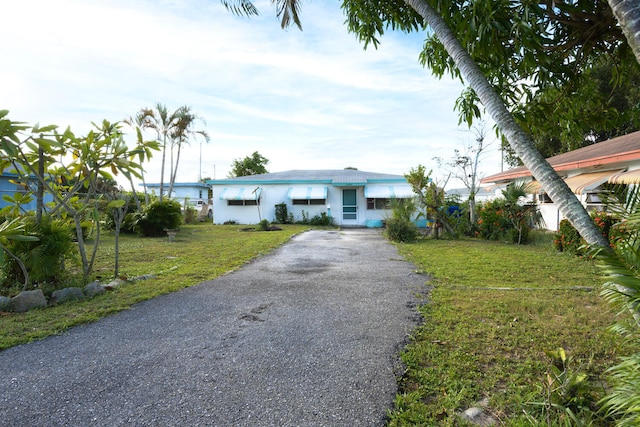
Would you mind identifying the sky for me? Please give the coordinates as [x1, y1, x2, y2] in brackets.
[2, 0, 505, 189]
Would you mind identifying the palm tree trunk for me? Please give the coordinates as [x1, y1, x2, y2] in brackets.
[608, 0, 640, 64]
[168, 137, 184, 198]
[159, 133, 168, 202]
[404, 0, 609, 248]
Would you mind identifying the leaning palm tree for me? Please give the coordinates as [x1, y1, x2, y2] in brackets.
[221, 0, 611, 247]
[608, 0, 640, 64]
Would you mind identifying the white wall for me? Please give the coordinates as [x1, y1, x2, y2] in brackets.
[212, 184, 393, 226]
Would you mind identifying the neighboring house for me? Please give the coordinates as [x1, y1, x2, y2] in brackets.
[142, 181, 212, 218]
[481, 130, 640, 231]
[0, 171, 54, 212]
[446, 184, 506, 203]
[207, 169, 415, 227]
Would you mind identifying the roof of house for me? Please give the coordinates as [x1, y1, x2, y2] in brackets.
[207, 169, 408, 186]
[143, 182, 210, 188]
[482, 130, 640, 183]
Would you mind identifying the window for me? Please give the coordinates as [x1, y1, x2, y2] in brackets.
[539, 193, 553, 204]
[367, 198, 391, 210]
[227, 199, 259, 206]
[293, 198, 326, 205]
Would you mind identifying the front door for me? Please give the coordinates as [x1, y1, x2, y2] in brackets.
[342, 188, 358, 225]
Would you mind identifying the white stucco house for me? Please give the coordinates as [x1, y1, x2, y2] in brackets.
[206, 169, 415, 227]
[481, 130, 640, 231]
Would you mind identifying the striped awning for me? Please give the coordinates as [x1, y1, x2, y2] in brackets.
[609, 169, 640, 184]
[219, 187, 262, 200]
[364, 185, 414, 198]
[563, 170, 622, 195]
[287, 187, 328, 200]
[525, 180, 542, 193]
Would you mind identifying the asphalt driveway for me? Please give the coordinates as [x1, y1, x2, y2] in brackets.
[0, 229, 427, 426]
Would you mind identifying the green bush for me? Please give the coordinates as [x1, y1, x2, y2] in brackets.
[385, 217, 417, 242]
[133, 200, 182, 237]
[554, 219, 584, 255]
[309, 212, 334, 226]
[183, 207, 198, 224]
[274, 203, 291, 224]
[477, 199, 511, 241]
[2, 215, 75, 291]
[554, 212, 619, 256]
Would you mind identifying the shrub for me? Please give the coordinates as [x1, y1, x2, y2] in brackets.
[309, 212, 334, 226]
[554, 212, 619, 256]
[385, 217, 417, 242]
[257, 219, 270, 231]
[477, 199, 511, 241]
[554, 219, 584, 255]
[274, 203, 291, 224]
[133, 200, 182, 237]
[2, 215, 75, 291]
[183, 207, 198, 224]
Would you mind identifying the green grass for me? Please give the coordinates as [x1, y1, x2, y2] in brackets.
[0, 223, 310, 350]
[388, 237, 636, 426]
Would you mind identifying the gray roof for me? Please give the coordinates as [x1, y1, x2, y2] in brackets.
[208, 169, 408, 185]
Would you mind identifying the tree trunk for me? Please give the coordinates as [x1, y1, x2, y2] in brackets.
[404, 0, 609, 248]
[168, 137, 184, 199]
[159, 133, 168, 201]
[608, 0, 640, 64]
[36, 147, 44, 224]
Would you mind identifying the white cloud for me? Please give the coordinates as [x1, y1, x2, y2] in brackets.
[1, 0, 505, 188]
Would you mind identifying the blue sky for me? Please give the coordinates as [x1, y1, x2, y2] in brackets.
[2, 0, 504, 188]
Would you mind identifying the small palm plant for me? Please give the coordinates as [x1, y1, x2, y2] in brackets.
[594, 184, 640, 424]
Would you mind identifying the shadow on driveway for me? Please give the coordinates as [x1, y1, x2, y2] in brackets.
[0, 229, 428, 426]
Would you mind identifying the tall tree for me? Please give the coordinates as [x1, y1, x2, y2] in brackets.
[228, 151, 269, 177]
[435, 123, 488, 226]
[223, 0, 640, 249]
[167, 107, 209, 198]
[608, 0, 640, 64]
[136, 103, 187, 201]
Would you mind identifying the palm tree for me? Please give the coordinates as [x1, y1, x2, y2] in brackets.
[608, 0, 640, 64]
[396, 0, 608, 248]
[224, 0, 640, 250]
[167, 107, 210, 199]
[124, 111, 158, 207]
[136, 103, 185, 201]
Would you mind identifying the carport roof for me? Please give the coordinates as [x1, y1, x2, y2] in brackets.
[207, 169, 408, 186]
[482, 130, 640, 183]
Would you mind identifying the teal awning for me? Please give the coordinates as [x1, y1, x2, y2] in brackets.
[364, 185, 413, 198]
[287, 187, 328, 199]
[219, 187, 262, 200]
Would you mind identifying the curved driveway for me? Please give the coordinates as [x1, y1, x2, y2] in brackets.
[0, 229, 427, 426]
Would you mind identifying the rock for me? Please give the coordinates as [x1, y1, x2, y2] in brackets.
[0, 296, 11, 311]
[11, 289, 47, 313]
[103, 279, 125, 291]
[459, 398, 497, 426]
[50, 287, 85, 305]
[84, 281, 105, 298]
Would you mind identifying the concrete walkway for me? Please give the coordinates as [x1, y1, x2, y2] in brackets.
[0, 229, 427, 426]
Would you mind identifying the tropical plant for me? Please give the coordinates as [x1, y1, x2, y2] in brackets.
[0, 111, 152, 283]
[167, 107, 209, 199]
[1, 215, 74, 292]
[500, 182, 543, 244]
[133, 199, 182, 237]
[0, 217, 39, 291]
[385, 197, 418, 242]
[135, 103, 202, 201]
